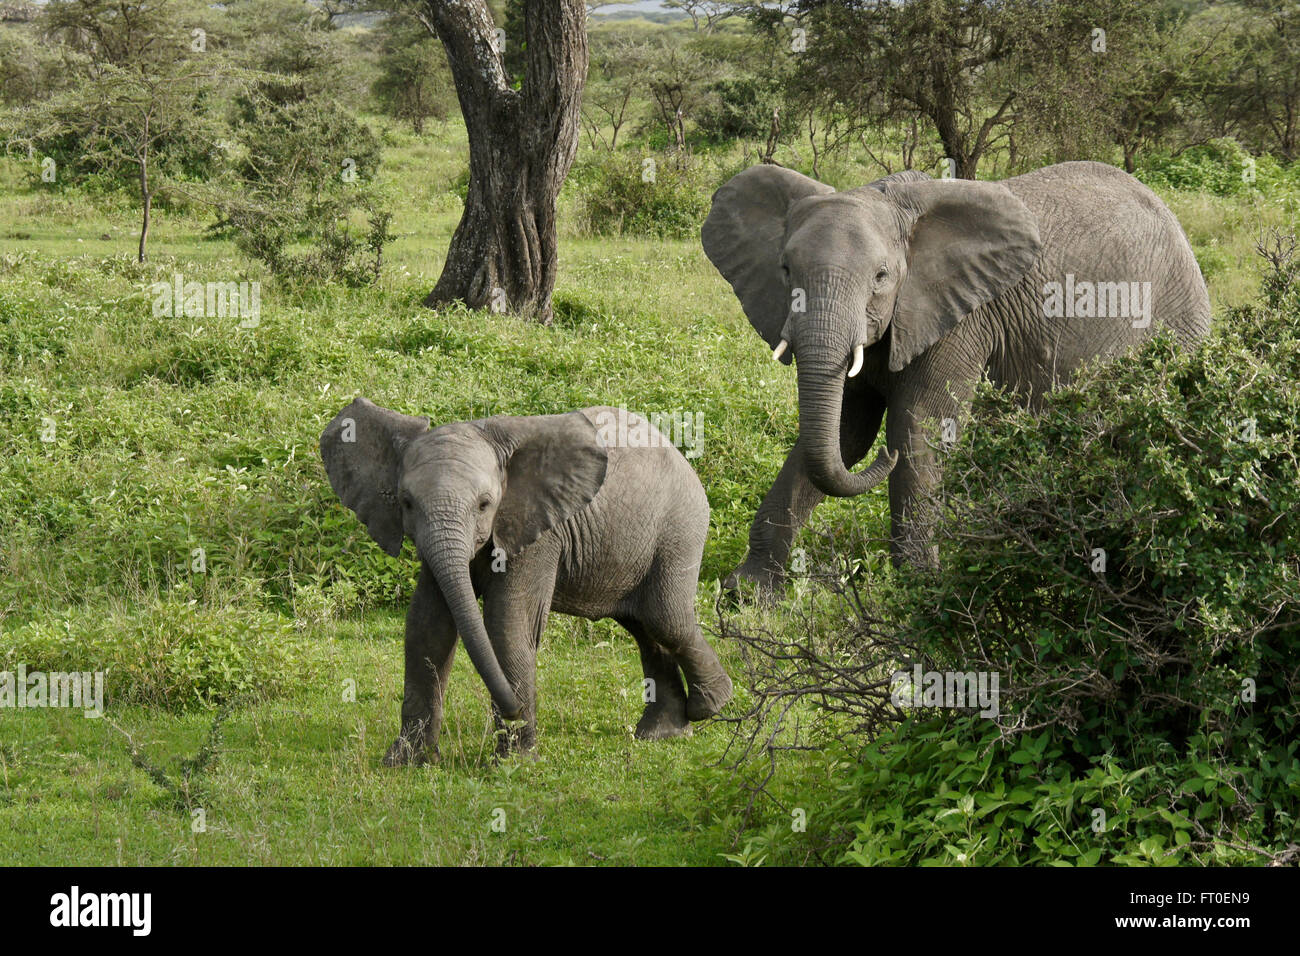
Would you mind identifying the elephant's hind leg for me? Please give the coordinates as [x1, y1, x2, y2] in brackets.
[634, 608, 732, 723]
[618, 617, 692, 740]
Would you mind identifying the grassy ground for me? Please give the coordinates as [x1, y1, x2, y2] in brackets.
[2, 614, 781, 866]
[0, 118, 1282, 864]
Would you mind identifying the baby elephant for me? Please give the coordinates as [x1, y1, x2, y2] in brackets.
[320, 398, 733, 765]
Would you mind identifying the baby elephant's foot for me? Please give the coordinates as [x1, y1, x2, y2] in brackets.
[634, 703, 693, 741]
[686, 670, 734, 722]
[383, 736, 435, 768]
[493, 723, 537, 760]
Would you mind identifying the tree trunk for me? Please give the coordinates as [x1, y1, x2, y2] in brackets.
[421, 0, 588, 324]
[138, 157, 150, 263]
[932, 106, 978, 179]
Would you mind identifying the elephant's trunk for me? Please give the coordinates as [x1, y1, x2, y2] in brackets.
[796, 315, 898, 498]
[424, 539, 521, 719]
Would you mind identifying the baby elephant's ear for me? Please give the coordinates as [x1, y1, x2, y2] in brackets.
[474, 412, 609, 556]
[320, 397, 429, 557]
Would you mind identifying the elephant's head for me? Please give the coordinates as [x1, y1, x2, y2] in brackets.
[320, 398, 608, 718]
[702, 166, 1041, 497]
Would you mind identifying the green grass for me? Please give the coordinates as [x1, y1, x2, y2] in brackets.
[0, 116, 1286, 865]
[0, 612, 784, 866]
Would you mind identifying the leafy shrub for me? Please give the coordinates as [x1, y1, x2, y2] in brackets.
[904, 239, 1299, 753]
[876, 239, 1300, 858]
[1137, 138, 1287, 196]
[823, 717, 1287, 865]
[569, 151, 720, 239]
[695, 76, 783, 145]
[372, 23, 456, 134]
[217, 96, 394, 285]
[1, 600, 311, 711]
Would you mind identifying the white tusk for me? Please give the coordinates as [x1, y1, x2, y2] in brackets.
[848, 344, 864, 378]
[772, 339, 788, 361]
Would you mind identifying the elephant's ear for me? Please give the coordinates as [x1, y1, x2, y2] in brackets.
[320, 397, 430, 557]
[701, 165, 834, 358]
[885, 180, 1041, 373]
[474, 412, 608, 557]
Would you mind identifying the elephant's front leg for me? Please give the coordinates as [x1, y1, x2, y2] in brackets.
[886, 380, 976, 567]
[481, 550, 559, 758]
[728, 391, 884, 597]
[384, 565, 459, 767]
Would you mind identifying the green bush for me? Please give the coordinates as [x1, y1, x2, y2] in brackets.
[1136, 138, 1290, 196]
[569, 151, 721, 240]
[1, 600, 311, 711]
[724, 245, 1300, 865]
[695, 76, 783, 145]
[827, 716, 1284, 865]
[219, 96, 394, 286]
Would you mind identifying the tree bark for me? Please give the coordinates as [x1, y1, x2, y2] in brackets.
[421, 0, 588, 323]
[137, 145, 150, 263]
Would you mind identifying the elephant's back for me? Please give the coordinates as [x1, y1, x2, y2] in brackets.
[994, 162, 1210, 384]
[550, 407, 707, 614]
[582, 406, 707, 521]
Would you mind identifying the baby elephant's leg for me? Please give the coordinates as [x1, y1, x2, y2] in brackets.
[619, 617, 691, 740]
[385, 566, 458, 767]
[483, 605, 542, 758]
[481, 550, 559, 758]
[640, 610, 732, 722]
[650, 541, 734, 720]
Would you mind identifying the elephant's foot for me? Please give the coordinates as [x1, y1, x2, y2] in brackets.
[383, 735, 436, 768]
[492, 744, 540, 764]
[383, 715, 440, 767]
[722, 558, 786, 606]
[492, 722, 537, 759]
[686, 669, 734, 722]
[634, 703, 693, 741]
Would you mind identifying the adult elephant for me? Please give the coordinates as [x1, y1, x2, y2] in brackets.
[702, 161, 1210, 593]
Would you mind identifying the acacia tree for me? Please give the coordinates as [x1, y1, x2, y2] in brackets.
[794, 0, 1087, 179]
[414, 0, 588, 322]
[1238, 0, 1300, 161]
[663, 1, 732, 33]
[581, 36, 648, 151]
[21, 0, 223, 260]
[79, 66, 222, 262]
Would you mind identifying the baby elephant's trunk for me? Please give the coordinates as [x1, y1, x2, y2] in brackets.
[427, 548, 521, 719]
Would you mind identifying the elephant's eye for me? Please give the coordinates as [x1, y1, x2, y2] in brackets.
[399, 492, 413, 510]
[875, 267, 888, 282]
[478, 496, 490, 512]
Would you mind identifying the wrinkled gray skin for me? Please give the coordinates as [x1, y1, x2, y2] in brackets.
[320, 398, 732, 765]
[703, 161, 1211, 593]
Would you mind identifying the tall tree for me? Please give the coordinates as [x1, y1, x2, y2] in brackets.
[792, 0, 1085, 180]
[25, 0, 224, 261]
[415, 0, 588, 322]
[1238, 0, 1300, 161]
